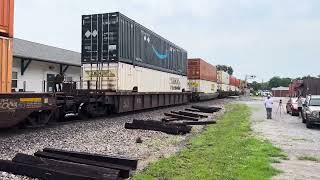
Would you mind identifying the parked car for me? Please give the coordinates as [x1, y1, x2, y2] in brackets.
[261, 91, 272, 97]
[301, 95, 320, 128]
[286, 98, 300, 116]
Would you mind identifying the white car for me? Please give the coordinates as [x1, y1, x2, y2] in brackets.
[302, 95, 320, 129]
[261, 91, 272, 97]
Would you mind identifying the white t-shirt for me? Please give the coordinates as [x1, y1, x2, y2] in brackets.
[264, 98, 273, 108]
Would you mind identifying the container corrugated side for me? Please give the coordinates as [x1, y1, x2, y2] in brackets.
[0, 0, 14, 37]
[187, 58, 217, 82]
[0, 37, 12, 93]
[229, 85, 236, 91]
[81, 12, 187, 76]
[218, 84, 229, 92]
[188, 79, 217, 94]
[217, 71, 230, 85]
[82, 62, 188, 92]
[235, 79, 241, 87]
[229, 76, 236, 86]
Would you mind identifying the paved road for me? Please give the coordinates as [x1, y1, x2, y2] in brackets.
[245, 97, 320, 180]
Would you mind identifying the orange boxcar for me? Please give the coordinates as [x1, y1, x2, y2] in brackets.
[187, 58, 217, 82]
[0, 0, 14, 37]
[0, 37, 13, 93]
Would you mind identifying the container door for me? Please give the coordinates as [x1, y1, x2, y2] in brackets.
[82, 13, 120, 63]
[82, 14, 99, 63]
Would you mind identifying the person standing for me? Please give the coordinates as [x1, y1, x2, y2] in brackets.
[264, 95, 273, 119]
[296, 96, 303, 118]
[54, 73, 65, 92]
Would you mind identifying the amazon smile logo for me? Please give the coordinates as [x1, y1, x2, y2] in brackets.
[152, 45, 169, 60]
[143, 31, 177, 60]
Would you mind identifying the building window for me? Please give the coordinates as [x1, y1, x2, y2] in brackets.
[12, 71, 18, 88]
[65, 76, 73, 82]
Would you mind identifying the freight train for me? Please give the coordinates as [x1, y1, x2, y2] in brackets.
[0, 12, 242, 129]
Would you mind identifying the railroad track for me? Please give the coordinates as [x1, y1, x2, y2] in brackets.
[0, 98, 227, 137]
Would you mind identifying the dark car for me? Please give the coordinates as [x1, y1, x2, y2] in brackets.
[286, 98, 300, 116]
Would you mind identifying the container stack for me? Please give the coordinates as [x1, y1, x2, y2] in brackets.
[0, 0, 14, 93]
[235, 79, 241, 92]
[229, 76, 237, 92]
[217, 70, 230, 92]
[81, 12, 188, 92]
[187, 58, 218, 100]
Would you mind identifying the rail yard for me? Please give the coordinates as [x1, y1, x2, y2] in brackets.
[1, 0, 319, 180]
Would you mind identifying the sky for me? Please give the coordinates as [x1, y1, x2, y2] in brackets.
[14, 0, 320, 81]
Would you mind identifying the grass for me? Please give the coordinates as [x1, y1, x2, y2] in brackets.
[297, 156, 320, 162]
[133, 104, 285, 180]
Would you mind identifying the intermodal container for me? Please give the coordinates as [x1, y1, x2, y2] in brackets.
[0, 0, 14, 37]
[188, 79, 218, 94]
[236, 79, 241, 87]
[82, 62, 188, 92]
[81, 12, 187, 76]
[0, 37, 12, 93]
[217, 71, 230, 85]
[235, 79, 239, 87]
[187, 58, 217, 82]
[229, 76, 237, 86]
[218, 84, 229, 92]
[240, 80, 247, 89]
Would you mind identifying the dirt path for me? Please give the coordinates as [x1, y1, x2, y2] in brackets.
[245, 97, 320, 180]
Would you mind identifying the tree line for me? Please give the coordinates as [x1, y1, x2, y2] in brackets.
[248, 75, 320, 91]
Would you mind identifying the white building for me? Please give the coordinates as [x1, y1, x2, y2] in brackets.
[12, 38, 81, 92]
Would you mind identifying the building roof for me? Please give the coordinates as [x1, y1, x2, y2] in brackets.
[13, 38, 81, 66]
[272, 87, 289, 91]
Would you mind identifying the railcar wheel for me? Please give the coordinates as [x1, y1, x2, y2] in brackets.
[54, 106, 65, 122]
[26, 110, 52, 127]
[78, 103, 90, 120]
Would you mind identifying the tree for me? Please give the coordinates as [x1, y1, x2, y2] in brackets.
[216, 65, 228, 72]
[248, 81, 261, 91]
[268, 76, 282, 88]
[227, 66, 234, 75]
[280, 78, 292, 87]
[217, 65, 234, 75]
[268, 76, 292, 88]
[261, 82, 270, 90]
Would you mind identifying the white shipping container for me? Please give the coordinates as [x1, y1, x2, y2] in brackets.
[82, 62, 188, 92]
[230, 85, 236, 92]
[188, 80, 218, 94]
[217, 71, 230, 85]
[218, 84, 229, 92]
